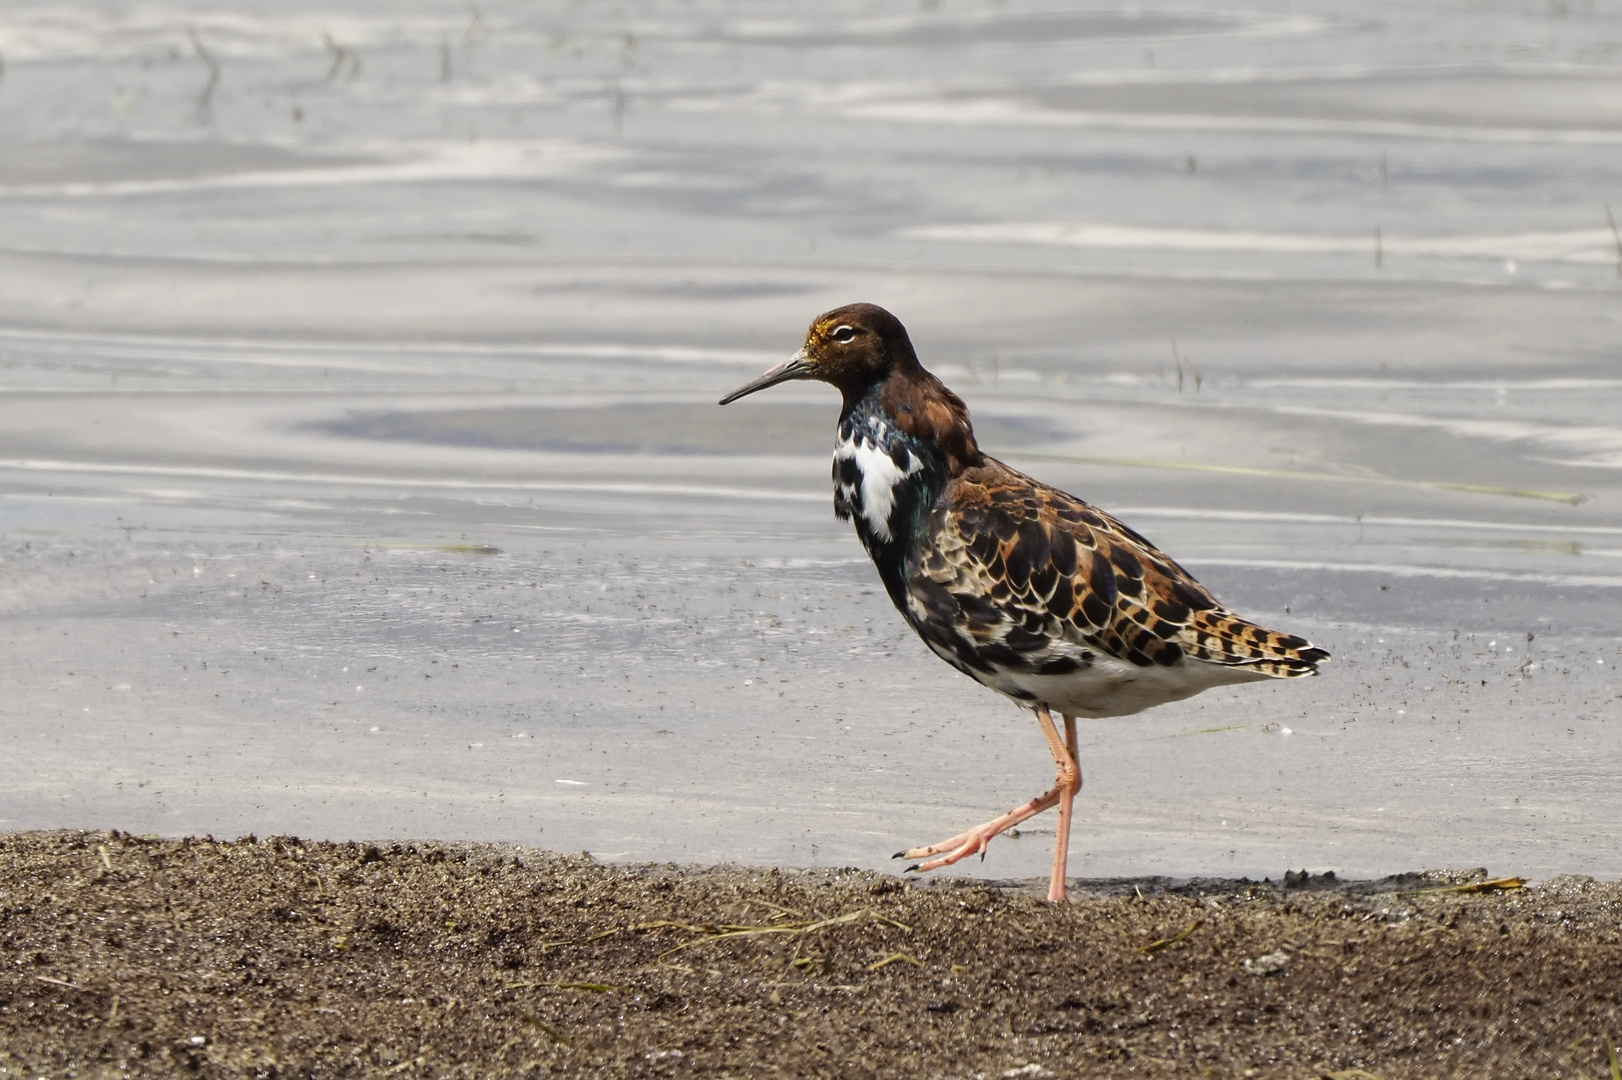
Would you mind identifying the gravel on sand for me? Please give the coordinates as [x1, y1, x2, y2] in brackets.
[2, 831, 1618, 1078]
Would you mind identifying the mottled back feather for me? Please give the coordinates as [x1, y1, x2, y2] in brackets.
[911, 457, 1329, 680]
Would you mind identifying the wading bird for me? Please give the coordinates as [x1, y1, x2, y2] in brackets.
[720, 304, 1327, 901]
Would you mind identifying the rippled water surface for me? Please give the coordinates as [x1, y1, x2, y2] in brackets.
[2, 1, 1619, 880]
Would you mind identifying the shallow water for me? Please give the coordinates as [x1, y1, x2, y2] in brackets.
[1, 1, 1619, 881]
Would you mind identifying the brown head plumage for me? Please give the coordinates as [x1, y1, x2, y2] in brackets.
[720, 302, 984, 475]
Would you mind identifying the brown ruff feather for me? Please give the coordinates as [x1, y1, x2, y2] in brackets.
[881, 373, 983, 477]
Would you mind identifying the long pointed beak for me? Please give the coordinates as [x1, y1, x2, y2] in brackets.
[718, 349, 814, 405]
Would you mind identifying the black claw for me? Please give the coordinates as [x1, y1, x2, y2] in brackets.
[892, 851, 908, 860]
[904, 864, 921, 874]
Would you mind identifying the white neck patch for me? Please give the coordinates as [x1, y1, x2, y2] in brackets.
[834, 430, 920, 543]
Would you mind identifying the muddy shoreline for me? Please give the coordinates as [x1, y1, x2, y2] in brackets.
[2, 831, 1618, 1078]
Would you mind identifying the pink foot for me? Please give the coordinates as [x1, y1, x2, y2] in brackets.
[894, 787, 1062, 872]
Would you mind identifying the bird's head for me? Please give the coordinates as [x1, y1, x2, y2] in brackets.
[720, 302, 983, 474]
[719, 303, 918, 406]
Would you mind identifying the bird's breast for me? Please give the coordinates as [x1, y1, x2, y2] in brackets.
[832, 417, 925, 545]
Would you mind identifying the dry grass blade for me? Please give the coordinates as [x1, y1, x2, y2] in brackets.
[655, 920, 825, 960]
[36, 975, 86, 991]
[538, 927, 621, 950]
[1139, 918, 1202, 954]
[1321, 1070, 1385, 1080]
[1162, 722, 1253, 739]
[321, 30, 361, 80]
[522, 1015, 570, 1046]
[647, 907, 906, 963]
[867, 952, 922, 972]
[632, 919, 724, 935]
[1607, 1032, 1621, 1080]
[186, 29, 220, 123]
[1403, 876, 1525, 896]
[1605, 203, 1622, 277]
[747, 898, 808, 921]
[503, 981, 631, 993]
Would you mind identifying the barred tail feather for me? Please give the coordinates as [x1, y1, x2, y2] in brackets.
[1183, 610, 1329, 678]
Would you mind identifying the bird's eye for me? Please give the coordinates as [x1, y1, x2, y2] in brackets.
[831, 325, 857, 343]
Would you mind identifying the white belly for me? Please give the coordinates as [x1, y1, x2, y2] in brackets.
[929, 640, 1269, 718]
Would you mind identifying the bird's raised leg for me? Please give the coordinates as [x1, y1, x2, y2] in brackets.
[896, 706, 1080, 888]
[896, 788, 1062, 871]
[1048, 712, 1082, 902]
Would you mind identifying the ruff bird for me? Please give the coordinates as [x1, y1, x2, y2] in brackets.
[720, 303, 1327, 901]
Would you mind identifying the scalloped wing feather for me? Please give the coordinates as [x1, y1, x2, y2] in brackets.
[910, 459, 1329, 682]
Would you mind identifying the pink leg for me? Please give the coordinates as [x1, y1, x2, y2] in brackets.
[896, 706, 1081, 896]
[1048, 713, 1082, 903]
[896, 786, 1063, 870]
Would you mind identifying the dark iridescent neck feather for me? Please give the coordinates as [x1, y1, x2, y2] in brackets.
[834, 383, 949, 616]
